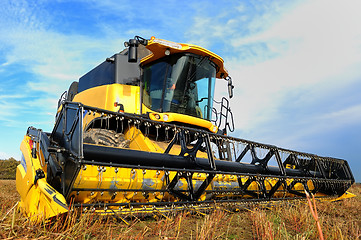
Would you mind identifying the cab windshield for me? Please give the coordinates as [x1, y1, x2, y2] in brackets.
[142, 53, 216, 121]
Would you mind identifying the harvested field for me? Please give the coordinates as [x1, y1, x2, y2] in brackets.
[0, 180, 360, 239]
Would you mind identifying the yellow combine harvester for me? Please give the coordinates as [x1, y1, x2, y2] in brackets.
[16, 36, 355, 221]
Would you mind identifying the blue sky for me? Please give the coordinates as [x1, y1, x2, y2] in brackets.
[0, 0, 360, 182]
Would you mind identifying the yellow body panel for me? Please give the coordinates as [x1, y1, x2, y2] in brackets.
[73, 83, 141, 114]
[16, 136, 68, 222]
[147, 109, 218, 133]
[322, 191, 356, 202]
[70, 165, 319, 207]
[125, 126, 163, 152]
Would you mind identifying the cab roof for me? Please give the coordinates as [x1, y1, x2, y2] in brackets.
[140, 37, 229, 79]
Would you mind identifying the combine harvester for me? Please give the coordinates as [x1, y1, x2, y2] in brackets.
[16, 36, 355, 221]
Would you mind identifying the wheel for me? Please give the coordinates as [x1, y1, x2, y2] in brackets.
[83, 128, 130, 148]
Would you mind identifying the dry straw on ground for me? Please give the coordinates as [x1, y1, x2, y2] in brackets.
[1, 180, 360, 239]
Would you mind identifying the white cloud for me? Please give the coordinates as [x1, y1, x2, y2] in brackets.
[315, 104, 361, 129]
[0, 1, 132, 86]
[263, 104, 361, 153]
[0, 95, 24, 119]
[0, 1, 133, 129]
[223, 0, 361, 135]
[0, 151, 12, 160]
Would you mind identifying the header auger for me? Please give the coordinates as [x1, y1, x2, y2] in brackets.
[16, 36, 355, 222]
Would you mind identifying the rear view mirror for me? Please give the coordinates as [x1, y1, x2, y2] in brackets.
[127, 39, 138, 63]
[226, 76, 234, 98]
[124, 36, 148, 63]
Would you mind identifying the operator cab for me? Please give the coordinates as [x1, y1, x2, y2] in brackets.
[127, 36, 234, 133]
[142, 53, 216, 121]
